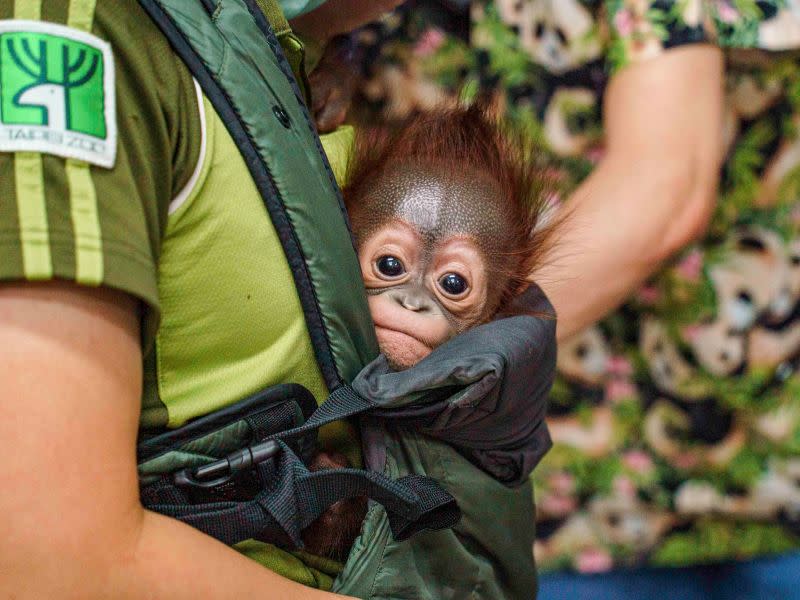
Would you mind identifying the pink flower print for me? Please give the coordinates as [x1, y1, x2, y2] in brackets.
[791, 205, 800, 226]
[613, 475, 637, 498]
[681, 323, 703, 344]
[716, 1, 739, 24]
[585, 144, 606, 164]
[614, 9, 635, 36]
[637, 285, 661, 305]
[548, 472, 576, 495]
[576, 548, 614, 574]
[676, 248, 704, 282]
[605, 378, 637, 402]
[622, 450, 654, 475]
[539, 493, 578, 517]
[413, 28, 445, 57]
[607, 355, 633, 377]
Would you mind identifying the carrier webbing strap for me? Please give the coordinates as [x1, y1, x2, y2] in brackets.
[255, 0, 290, 36]
[138, 0, 378, 390]
[144, 446, 455, 547]
[135, 0, 459, 550]
[249, 0, 312, 105]
[140, 386, 460, 548]
[277, 382, 373, 438]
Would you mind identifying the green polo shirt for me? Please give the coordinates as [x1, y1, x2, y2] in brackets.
[0, 0, 355, 588]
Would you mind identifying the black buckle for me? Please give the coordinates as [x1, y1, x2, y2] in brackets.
[174, 440, 281, 490]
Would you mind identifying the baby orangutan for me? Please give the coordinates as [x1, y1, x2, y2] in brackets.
[302, 104, 556, 560]
[346, 105, 554, 369]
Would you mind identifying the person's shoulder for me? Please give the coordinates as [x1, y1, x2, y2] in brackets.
[94, 0, 183, 64]
[0, 0, 200, 327]
[0, 0, 183, 78]
[0, 0, 198, 182]
[0, 1, 161, 36]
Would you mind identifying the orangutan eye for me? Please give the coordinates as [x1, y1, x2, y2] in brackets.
[376, 255, 405, 278]
[438, 273, 468, 297]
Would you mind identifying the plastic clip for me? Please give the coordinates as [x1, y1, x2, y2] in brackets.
[174, 440, 281, 489]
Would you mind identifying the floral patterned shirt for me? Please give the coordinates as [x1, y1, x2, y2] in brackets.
[356, 0, 800, 574]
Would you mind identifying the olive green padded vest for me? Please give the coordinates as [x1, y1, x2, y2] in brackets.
[135, 2, 540, 597]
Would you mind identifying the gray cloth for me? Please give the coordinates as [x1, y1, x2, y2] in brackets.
[352, 285, 556, 487]
[336, 286, 554, 598]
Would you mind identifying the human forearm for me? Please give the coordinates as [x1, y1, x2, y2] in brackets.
[105, 510, 348, 600]
[536, 153, 715, 340]
[535, 45, 723, 340]
[290, 0, 403, 47]
[0, 283, 351, 600]
[5, 506, 348, 599]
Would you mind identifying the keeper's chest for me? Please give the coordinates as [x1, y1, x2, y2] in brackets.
[138, 0, 378, 426]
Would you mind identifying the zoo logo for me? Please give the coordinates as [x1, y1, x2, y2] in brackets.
[0, 21, 116, 168]
[0, 31, 106, 138]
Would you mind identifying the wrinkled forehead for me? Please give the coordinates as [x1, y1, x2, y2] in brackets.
[359, 164, 508, 245]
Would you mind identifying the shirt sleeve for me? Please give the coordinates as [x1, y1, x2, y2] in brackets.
[605, 0, 710, 72]
[606, 1, 800, 72]
[0, 1, 200, 343]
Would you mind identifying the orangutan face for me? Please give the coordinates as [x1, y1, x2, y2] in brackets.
[352, 165, 511, 369]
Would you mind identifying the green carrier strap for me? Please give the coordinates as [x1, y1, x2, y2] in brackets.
[135, 0, 459, 556]
[255, 0, 291, 35]
[253, 0, 314, 104]
[139, 0, 376, 388]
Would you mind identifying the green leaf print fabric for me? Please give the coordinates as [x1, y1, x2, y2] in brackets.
[353, 0, 800, 574]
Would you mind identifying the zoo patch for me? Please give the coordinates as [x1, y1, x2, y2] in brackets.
[0, 20, 116, 168]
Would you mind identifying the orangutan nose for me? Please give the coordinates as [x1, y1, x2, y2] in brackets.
[390, 290, 434, 314]
[399, 295, 427, 312]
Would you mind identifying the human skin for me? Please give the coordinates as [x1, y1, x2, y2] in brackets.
[533, 45, 724, 341]
[290, 0, 405, 47]
[0, 3, 407, 597]
[293, 0, 407, 134]
[308, 40, 360, 134]
[0, 282, 355, 599]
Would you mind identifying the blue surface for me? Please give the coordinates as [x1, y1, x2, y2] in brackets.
[538, 553, 800, 600]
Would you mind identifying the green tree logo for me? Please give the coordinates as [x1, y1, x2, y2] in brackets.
[0, 32, 106, 138]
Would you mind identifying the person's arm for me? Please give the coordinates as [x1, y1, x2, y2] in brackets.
[0, 282, 351, 599]
[291, 0, 405, 133]
[290, 0, 404, 48]
[535, 45, 724, 341]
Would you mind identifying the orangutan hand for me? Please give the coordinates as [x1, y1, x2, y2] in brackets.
[308, 39, 360, 133]
[301, 450, 368, 561]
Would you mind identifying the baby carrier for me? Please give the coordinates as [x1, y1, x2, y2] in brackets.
[135, 1, 555, 597]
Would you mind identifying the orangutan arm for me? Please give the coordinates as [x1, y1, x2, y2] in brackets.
[534, 45, 724, 341]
